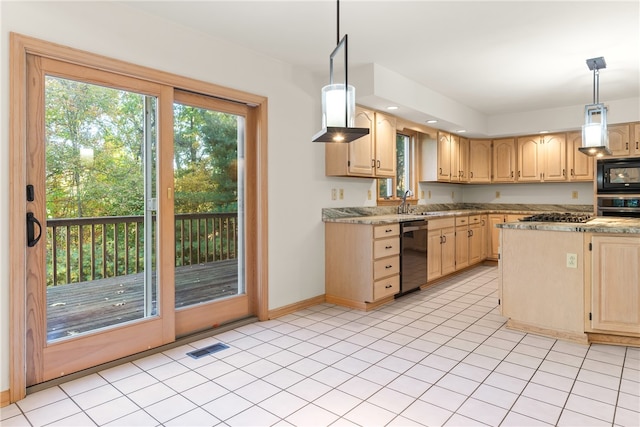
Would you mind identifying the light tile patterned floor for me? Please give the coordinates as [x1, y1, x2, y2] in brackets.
[2, 265, 639, 426]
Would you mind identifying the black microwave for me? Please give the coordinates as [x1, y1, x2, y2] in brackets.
[597, 158, 640, 193]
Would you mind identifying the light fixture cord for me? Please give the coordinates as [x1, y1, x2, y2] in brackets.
[336, 0, 340, 44]
[593, 68, 600, 104]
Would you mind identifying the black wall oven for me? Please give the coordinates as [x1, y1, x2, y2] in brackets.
[597, 158, 640, 218]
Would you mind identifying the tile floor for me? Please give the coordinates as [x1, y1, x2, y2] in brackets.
[2, 265, 639, 426]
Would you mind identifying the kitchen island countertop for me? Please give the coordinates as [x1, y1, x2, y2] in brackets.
[496, 216, 640, 234]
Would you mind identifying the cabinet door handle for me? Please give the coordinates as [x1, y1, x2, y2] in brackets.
[439, 236, 444, 244]
[371, 159, 375, 167]
[377, 160, 381, 168]
[571, 168, 575, 176]
[442, 235, 447, 243]
[562, 169, 566, 176]
[470, 171, 474, 178]
[636, 141, 639, 150]
[626, 142, 629, 150]
[439, 167, 443, 175]
[385, 284, 393, 289]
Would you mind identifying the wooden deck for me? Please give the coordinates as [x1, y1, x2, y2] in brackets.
[46, 259, 238, 341]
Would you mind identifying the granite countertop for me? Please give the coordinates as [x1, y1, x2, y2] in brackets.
[322, 203, 594, 226]
[497, 217, 640, 234]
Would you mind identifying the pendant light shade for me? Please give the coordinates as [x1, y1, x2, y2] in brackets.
[312, 1, 369, 143]
[578, 57, 610, 157]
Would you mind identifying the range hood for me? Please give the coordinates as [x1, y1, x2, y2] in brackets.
[312, 126, 369, 143]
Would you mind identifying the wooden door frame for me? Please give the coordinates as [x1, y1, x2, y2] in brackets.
[9, 33, 269, 403]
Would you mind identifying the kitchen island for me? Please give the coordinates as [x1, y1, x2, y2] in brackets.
[497, 217, 640, 347]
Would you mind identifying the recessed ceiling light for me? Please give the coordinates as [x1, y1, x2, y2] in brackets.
[457, 129, 467, 133]
[387, 106, 398, 110]
[539, 130, 549, 134]
[426, 119, 438, 124]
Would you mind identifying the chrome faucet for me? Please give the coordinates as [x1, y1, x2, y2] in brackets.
[398, 189, 414, 214]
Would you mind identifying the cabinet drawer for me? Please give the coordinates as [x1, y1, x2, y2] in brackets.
[429, 217, 455, 229]
[374, 223, 400, 239]
[374, 237, 400, 259]
[468, 215, 481, 225]
[455, 216, 469, 226]
[374, 256, 400, 280]
[373, 275, 400, 301]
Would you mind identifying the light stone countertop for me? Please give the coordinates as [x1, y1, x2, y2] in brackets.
[496, 216, 640, 234]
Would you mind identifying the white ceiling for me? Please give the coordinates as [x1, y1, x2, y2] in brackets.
[124, 0, 639, 132]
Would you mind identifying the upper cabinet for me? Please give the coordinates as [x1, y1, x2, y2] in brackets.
[492, 138, 517, 183]
[437, 131, 468, 183]
[325, 106, 396, 178]
[468, 139, 492, 183]
[516, 133, 566, 182]
[607, 123, 640, 158]
[374, 112, 397, 177]
[567, 131, 595, 181]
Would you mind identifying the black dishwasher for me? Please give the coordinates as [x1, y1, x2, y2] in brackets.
[397, 219, 428, 297]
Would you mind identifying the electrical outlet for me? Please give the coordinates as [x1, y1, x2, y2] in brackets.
[420, 190, 425, 199]
[331, 188, 337, 200]
[428, 190, 431, 199]
[339, 188, 344, 200]
[572, 191, 578, 199]
[367, 190, 372, 200]
[496, 191, 501, 199]
[566, 253, 578, 268]
[451, 191, 455, 199]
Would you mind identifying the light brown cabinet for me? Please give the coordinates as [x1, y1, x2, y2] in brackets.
[374, 112, 397, 177]
[517, 133, 567, 182]
[492, 138, 517, 182]
[468, 139, 492, 183]
[607, 123, 640, 158]
[455, 215, 484, 269]
[567, 131, 595, 181]
[455, 216, 470, 270]
[437, 132, 468, 182]
[325, 107, 397, 178]
[488, 214, 526, 260]
[588, 234, 640, 335]
[427, 217, 455, 281]
[325, 222, 400, 309]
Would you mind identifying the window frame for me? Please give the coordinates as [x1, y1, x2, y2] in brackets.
[377, 129, 419, 206]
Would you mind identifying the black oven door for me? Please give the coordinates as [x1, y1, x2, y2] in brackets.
[597, 196, 640, 218]
[597, 158, 640, 193]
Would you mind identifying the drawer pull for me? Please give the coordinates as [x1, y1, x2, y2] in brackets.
[385, 229, 393, 233]
[385, 265, 393, 269]
[385, 245, 393, 249]
[385, 284, 392, 289]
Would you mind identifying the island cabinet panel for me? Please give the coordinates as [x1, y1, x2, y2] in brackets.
[589, 235, 640, 335]
[499, 229, 587, 342]
[325, 222, 400, 310]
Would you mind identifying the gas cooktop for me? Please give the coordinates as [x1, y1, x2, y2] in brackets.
[519, 212, 594, 223]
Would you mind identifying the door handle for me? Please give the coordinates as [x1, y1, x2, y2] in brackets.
[27, 212, 42, 247]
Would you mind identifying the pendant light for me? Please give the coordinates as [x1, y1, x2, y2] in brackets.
[578, 57, 610, 157]
[312, 0, 369, 143]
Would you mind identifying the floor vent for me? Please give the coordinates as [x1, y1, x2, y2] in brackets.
[186, 342, 230, 359]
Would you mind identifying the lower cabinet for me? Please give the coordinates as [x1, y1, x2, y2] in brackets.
[427, 218, 455, 281]
[488, 214, 526, 260]
[588, 234, 640, 335]
[325, 222, 400, 309]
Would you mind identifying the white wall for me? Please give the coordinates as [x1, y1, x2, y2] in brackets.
[0, 1, 332, 393]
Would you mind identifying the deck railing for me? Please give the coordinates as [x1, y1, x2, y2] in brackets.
[46, 212, 238, 287]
